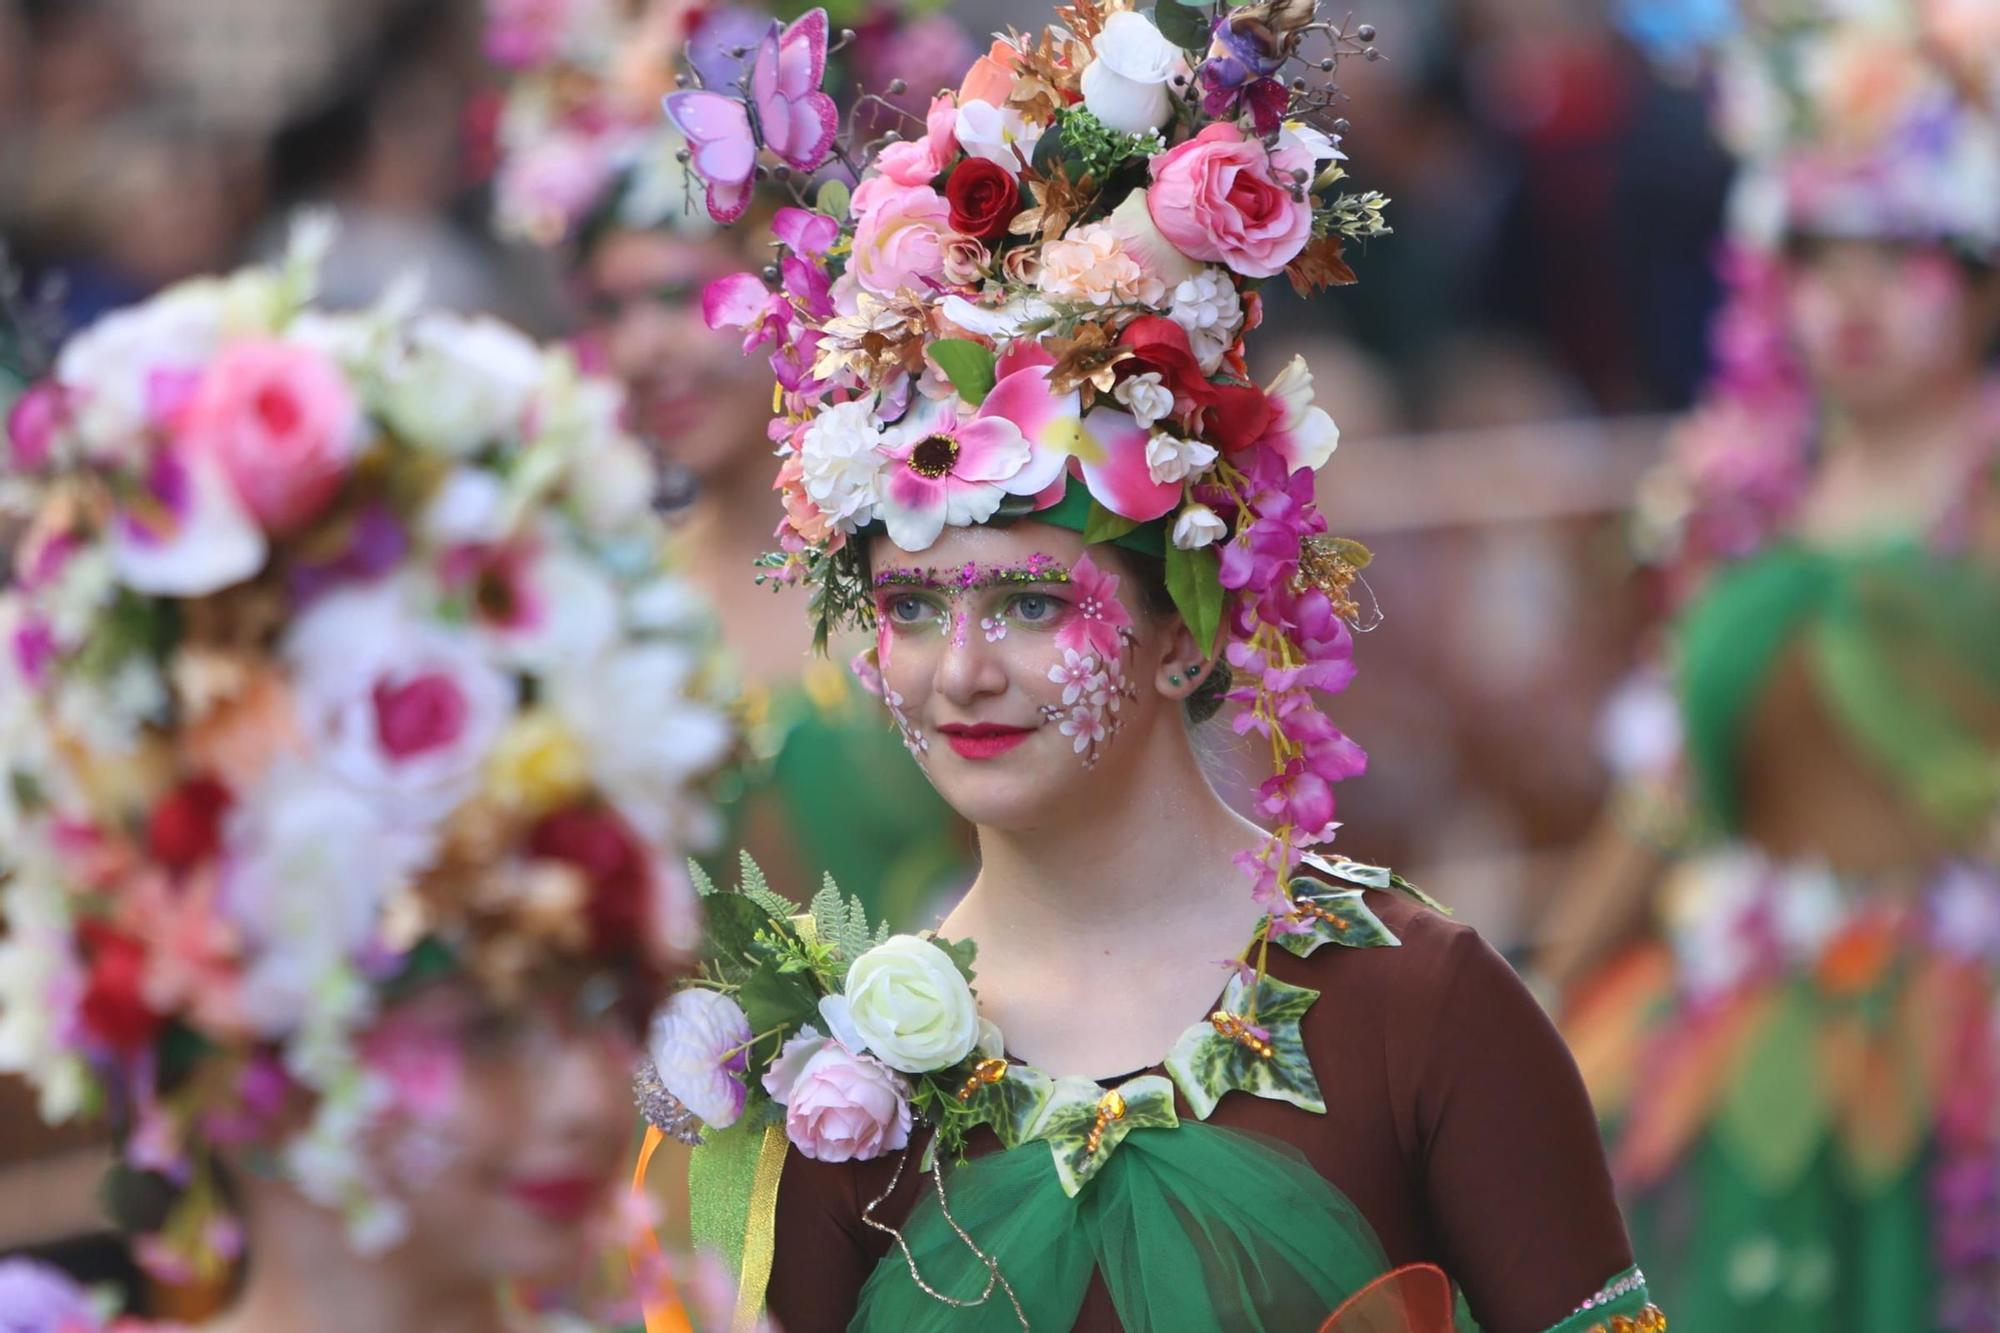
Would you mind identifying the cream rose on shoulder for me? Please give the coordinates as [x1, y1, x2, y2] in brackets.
[821, 935, 979, 1074]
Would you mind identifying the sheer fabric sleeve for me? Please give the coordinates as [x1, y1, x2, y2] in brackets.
[764, 1146, 881, 1333]
[1412, 928, 1638, 1333]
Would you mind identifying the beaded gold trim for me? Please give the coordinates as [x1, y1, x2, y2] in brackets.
[1579, 1306, 1667, 1333]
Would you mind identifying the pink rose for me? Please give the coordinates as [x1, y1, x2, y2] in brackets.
[1146, 123, 1312, 280]
[764, 1029, 912, 1163]
[876, 94, 959, 187]
[179, 339, 360, 533]
[848, 183, 957, 299]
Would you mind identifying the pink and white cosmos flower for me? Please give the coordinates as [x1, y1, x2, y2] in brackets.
[874, 393, 1065, 551]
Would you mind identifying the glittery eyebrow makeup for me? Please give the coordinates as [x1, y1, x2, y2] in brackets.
[872, 553, 1073, 592]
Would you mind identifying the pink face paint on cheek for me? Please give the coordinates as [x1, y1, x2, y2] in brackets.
[951, 606, 970, 648]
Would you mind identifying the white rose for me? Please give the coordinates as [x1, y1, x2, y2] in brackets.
[838, 936, 979, 1074]
[1113, 372, 1175, 430]
[1145, 433, 1219, 485]
[1080, 12, 1189, 134]
[379, 313, 545, 456]
[798, 398, 889, 529]
[1172, 502, 1227, 550]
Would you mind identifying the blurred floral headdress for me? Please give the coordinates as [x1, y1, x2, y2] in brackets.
[0, 218, 732, 1278]
[665, 0, 1391, 919]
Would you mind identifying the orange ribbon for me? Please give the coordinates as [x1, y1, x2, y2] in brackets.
[632, 1124, 693, 1333]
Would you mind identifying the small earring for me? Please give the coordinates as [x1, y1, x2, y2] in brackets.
[1168, 673, 1183, 686]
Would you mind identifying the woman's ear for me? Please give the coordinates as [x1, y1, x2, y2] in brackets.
[1150, 617, 1211, 702]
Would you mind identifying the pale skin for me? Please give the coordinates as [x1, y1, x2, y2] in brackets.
[868, 521, 1272, 1079]
[1535, 238, 2000, 992]
[201, 987, 636, 1333]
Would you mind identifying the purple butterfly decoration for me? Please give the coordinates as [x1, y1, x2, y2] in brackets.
[664, 8, 840, 224]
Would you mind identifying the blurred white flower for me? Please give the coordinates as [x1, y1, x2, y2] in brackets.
[378, 313, 546, 457]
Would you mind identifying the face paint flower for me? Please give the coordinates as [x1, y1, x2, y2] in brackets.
[1055, 552, 1134, 662]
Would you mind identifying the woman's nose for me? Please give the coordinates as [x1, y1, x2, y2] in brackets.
[933, 610, 1008, 707]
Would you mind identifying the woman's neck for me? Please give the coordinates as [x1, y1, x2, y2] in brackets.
[953, 719, 1268, 944]
[1804, 376, 1995, 541]
[207, 1184, 506, 1333]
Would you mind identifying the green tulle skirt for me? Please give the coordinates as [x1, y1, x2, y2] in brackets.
[849, 1121, 1475, 1333]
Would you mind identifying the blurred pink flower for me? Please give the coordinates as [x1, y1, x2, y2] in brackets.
[180, 340, 361, 534]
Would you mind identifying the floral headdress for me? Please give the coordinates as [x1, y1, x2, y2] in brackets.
[1623, 0, 2000, 578]
[670, 0, 1390, 925]
[0, 219, 732, 1279]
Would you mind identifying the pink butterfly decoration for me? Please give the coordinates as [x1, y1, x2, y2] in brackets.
[664, 8, 841, 223]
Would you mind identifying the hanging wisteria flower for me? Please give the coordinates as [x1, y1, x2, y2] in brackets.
[649, 989, 753, 1131]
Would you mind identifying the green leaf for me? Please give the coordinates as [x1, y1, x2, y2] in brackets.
[688, 858, 718, 898]
[962, 1065, 1056, 1149]
[1163, 972, 1323, 1120]
[1164, 541, 1225, 655]
[929, 339, 997, 406]
[1151, 0, 1210, 51]
[814, 177, 851, 221]
[736, 961, 822, 1039]
[1081, 501, 1144, 547]
[700, 893, 780, 974]
[1273, 883, 1399, 959]
[807, 873, 878, 965]
[736, 850, 798, 919]
[1029, 1074, 1179, 1196]
[933, 935, 979, 986]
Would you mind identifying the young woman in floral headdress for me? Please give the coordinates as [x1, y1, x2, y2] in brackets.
[0, 221, 738, 1331]
[484, 0, 978, 931]
[1540, 5, 2000, 1329]
[633, 3, 1663, 1329]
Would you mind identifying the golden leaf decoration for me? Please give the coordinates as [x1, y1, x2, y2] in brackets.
[1285, 235, 1360, 298]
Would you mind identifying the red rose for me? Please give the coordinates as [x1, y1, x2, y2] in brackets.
[945, 158, 1021, 240]
[79, 922, 163, 1053]
[527, 806, 652, 955]
[147, 777, 232, 871]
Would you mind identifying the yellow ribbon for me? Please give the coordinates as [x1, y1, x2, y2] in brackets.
[730, 1126, 789, 1332]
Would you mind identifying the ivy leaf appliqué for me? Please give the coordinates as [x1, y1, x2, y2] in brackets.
[1163, 973, 1324, 1120]
[1029, 1074, 1178, 1197]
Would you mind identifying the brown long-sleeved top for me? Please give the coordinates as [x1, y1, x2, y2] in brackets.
[766, 891, 1634, 1333]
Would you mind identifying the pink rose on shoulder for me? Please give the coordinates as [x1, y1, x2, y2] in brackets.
[849, 183, 956, 299]
[1146, 124, 1312, 280]
[179, 339, 361, 533]
[876, 94, 959, 187]
[763, 1027, 912, 1163]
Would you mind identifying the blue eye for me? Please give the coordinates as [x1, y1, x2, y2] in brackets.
[888, 595, 935, 624]
[1009, 593, 1056, 623]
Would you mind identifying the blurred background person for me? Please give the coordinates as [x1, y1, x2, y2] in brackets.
[481, 0, 976, 932]
[1541, 4, 2000, 1328]
[0, 224, 734, 1328]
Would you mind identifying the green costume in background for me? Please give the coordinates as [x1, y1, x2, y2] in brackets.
[709, 657, 970, 931]
[1567, 537, 2000, 1333]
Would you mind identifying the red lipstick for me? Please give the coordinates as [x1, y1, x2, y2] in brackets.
[508, 1174, 607, 1224]
[938, 722, 1033, 760]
